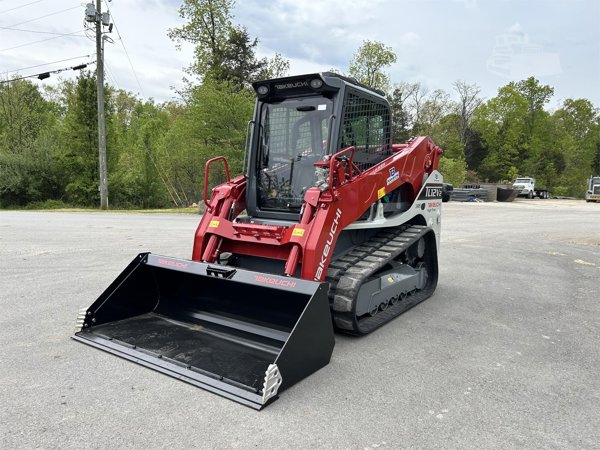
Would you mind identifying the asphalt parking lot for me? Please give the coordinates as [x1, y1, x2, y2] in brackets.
[1, 199, 599, 449]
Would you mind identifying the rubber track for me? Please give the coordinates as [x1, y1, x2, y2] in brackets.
[326, 224, 436, 335]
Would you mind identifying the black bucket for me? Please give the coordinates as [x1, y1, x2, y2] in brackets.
[73, 253, 335, 409]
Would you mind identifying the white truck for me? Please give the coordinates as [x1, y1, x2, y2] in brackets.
[512, 177, 549, 199]
[585, 176, 600, 202]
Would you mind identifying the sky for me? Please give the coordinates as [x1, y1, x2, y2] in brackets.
[0, 0, 599, 107]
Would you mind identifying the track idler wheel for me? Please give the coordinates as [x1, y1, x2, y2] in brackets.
[406, 238, 426, 265]
[415, 261, 429, 290]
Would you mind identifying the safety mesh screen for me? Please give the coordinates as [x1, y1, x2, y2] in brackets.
[257, 97, 333, 211]
[338, 92, 392, 171]
[266, 107, 312, 160]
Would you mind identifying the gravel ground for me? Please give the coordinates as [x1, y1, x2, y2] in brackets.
[1, 199, 599, 449]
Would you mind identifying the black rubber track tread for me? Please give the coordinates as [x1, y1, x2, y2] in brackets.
[326, 224, 436, 335]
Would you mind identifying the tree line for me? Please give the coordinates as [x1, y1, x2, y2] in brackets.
[1, 0, 598, 208]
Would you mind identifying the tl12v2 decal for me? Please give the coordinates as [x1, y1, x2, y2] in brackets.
[417, 183, 443, 200]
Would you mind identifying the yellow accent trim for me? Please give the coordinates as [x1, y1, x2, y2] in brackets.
[377, 187, 386, 199]
[292, 227, 305, 237]
[208, 220, 220, 228]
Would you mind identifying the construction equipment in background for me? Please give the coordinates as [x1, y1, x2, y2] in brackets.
[512, 177, 549, 199]
[585, 176, 600, 202]
[73, 73, 443, 409]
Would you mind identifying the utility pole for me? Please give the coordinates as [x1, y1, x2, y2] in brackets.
[95, 0, 108, 209]
[85, 1, 111, 209]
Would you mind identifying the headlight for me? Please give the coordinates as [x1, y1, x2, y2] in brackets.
[310, 78, 323, 89]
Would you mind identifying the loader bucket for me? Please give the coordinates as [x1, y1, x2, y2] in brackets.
[73, 253, 334, 409]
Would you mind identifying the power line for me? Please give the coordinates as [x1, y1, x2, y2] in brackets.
[104, 61, 120, 90]
[4, 54, 93, 74]
[118, 33, 145, 97]
[0, 29, 86, 52]
[0, 0, 45, 15]
[7, 5, 80, 28]
[102, 0, 145, 97]
[0, 25, 82, 36]
[0, 60, 96, 84]
[100, 1, 180, 205]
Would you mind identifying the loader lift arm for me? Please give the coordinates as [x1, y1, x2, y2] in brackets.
[194, 135, 441, 283]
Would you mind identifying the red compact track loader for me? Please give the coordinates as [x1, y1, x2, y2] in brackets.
[73, 73, 443, 409]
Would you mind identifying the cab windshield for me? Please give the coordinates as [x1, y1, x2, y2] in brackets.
[256, 96, 333, 211]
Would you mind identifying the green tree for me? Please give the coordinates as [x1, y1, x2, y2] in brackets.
[349, 40, 397, 91]
[471, 83, 529, 181]
[514, 77, 554, 140]
[438, 156, 467, 186]
[453, 80, 482, 147]
[107, 90, 172, 208]
[468, 77, 598, 196]
[58, 72, 113, 206]
[594, 136, 600, 176]
[217, 26, 264, 87]
[169, 0, 234, 81]
[413, 89, 452, 136]
[169, 0, 286, 87]
[551, 98, 599, 196]
[388, 82, 419, 142]
[158, 79, 254, 203]
[257, 53, 290, 80]
[431, 114, 464, 160]
[510, 78, 555, 181]
[0, 79, 63, 206]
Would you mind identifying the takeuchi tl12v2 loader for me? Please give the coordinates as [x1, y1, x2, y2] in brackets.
[73, 73, 444, 409]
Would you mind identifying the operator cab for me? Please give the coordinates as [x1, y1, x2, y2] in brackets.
[245, 73, 392, 222]
[255, 95, 332, 211]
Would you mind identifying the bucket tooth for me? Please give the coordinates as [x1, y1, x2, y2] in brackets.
[261, 364, 282, 404]
[75, 308, 87, 332]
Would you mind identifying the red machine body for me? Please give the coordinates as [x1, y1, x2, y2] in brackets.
[193, 136, 442, 281]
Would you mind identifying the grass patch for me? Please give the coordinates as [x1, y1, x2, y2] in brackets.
[3, 203, 201, 214]
[24, 199, 72, 210]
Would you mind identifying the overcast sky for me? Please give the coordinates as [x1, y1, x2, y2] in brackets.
[1, 0, 598, 107]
